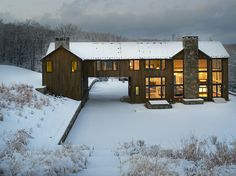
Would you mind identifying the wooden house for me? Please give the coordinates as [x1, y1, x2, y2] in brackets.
[41, 36, 230, 103]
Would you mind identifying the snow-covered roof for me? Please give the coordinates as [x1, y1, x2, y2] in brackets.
[46, 41, 229, 60]
[198, 41, 230, 58]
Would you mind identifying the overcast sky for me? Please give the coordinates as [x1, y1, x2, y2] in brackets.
[0, 0, 236, 43]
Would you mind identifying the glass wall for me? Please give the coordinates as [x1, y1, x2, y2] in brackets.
[212, 59, 222, 97]
[173, 59, 183, 98]
[145, 77, 165, 99]
[198, 59, 208, 98]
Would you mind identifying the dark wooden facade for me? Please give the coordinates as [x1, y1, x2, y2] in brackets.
[42, 47, 87, 100]
[41, 46, 229, 103]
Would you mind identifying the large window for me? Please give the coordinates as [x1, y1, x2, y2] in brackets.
[71, 61, 78, 73]
[198, 59, 208, 84]
[145, 60, 165, 70]
[212, 72, 222, 84]
[212, 59, 222, 97]
[96, 60, 118, 71]
[213, 85, 222, 97]
[145, 77, 165, 99]
[46, 61, 52, 73]
[174, 60, 183, 72]
[130, 60, 140, 70]
[199, 85, 208, 98]
[198, 59, 208, 98]
[173, 59, 183, 98]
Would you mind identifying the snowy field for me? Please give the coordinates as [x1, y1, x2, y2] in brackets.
[66, 78, 236, 175]
[0, 65, 80, 149]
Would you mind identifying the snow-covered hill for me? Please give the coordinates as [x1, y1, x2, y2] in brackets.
[0, 65, 80, 149]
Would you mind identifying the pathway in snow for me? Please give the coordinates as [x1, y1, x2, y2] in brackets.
[80, 149, 119, 176]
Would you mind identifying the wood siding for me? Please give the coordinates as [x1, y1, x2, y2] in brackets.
[42, 47, 84, 100]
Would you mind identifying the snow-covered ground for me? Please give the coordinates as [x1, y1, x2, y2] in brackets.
[66, 78, 236, 175]
[0, 65, 80, 149]
[67, 78, 236, 148]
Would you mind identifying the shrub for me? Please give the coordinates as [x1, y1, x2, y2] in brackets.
[116, 136, 236, 176]
[0, 131, 89, 176]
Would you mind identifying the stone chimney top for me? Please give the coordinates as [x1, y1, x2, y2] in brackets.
[182, 36, 198, 48]
[55, 37, 70, 50]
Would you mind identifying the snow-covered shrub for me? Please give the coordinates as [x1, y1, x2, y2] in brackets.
[0, 83, 50, 111]
[174, 135, 208, 162]
[116, 136, 236, 176]
[0, 131, 89, 175]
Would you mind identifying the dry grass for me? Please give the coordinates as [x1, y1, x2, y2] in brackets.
[116, 136, 236, 176]
[0, 83, 50, 121]
[0, 130, 90, 176]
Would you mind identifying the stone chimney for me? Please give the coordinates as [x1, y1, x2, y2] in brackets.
[55, 37, 70, 50]
[183, 36, 199, 99]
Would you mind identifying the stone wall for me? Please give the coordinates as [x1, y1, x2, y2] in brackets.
[183, 36, 199, 99]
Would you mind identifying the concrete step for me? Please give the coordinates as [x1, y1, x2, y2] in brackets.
[146, 100, 172, 109]
[182, 98, 204, 105]
[213, 98, 226, 103]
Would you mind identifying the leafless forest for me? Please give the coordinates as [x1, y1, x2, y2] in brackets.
[0, 20, 127, 71]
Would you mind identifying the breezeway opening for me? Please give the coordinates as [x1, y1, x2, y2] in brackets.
[88, 77, 129, 103]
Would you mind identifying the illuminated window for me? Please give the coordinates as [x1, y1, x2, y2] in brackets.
[198, 59, 207, 71]
[145, 60, 164, 70]
[173, 59, 184, 99]
[199, 85, 208, 98]
[145, 77, 165, 99]
[71, 61, 78, 72]
[46, 61, 52, 73]
[174, 73, 183, 84]
[130, 60, 140, 70]
[150, 77, 161, 85]
[174, 86, 183, 98]
[174, 60, 183, 72]
[198, 72, 208, 83]
[212, 59, 222, 71]
[213, 85, 222, 97]
[212, 72, 222, 84]
[135, 86, 140, 96]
